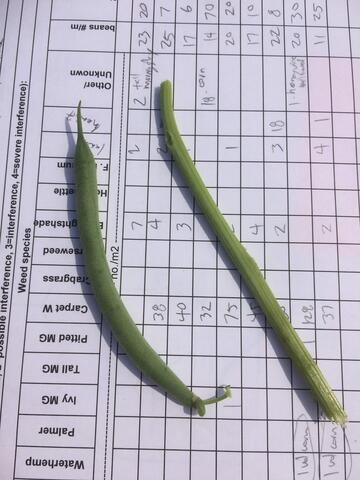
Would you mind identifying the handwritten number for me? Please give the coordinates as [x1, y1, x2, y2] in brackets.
[269, 120, 285, 132]
[176, 302, 190, 322]
[148, 218, 161, 230]
[225, 2, 235, 16]
[160, 6, 170, 16]
[225, 31, 235, 46]
[268, 9, 281, 18]
[128, 144, 140, 154]
[270, 27, 281, 47]
[139, 2, 149, 18]
[138, 31, 150, 46]
[302, 304, 314, 323]
[292, 32, 301, 48]
[272, 143, 284, 153]
[131, 221, 142, 230]
[176, 222, 192, 231]
[321, 223, 332, 234]
[157, 145, 168, 155]
[290, 2, 303, 23]
[247, 4, 258, 17]
[161, 31, 174, 49]
[224, 303, 238, 324]
[152, 303, 166, 322]
[201, 96, 216, 106]
[313, 3, 323, 21]
[180, 5, 192, 13]
[133, 97, 146, 106]
[183, 35, 196, 47]
[200, 302, 212, 321]
[204, 3, 216, 20]
[247, 32, 259, 45]
[321, 305, 335, 324]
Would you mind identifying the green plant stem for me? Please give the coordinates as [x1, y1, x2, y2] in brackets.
[203, 386, 232, 406]
[160, 79, 347, 426]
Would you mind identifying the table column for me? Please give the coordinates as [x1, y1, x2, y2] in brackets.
[14, 1, 117, 478]
[0, 2, 52, 478]
[240, 1, 268, 478]
[113, 1, 178, 478]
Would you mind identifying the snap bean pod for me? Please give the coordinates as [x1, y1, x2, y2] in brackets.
[74, 102, 231, 416]
[160, 79, 347, 426]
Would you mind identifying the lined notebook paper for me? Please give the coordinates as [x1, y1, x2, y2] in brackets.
[0, 1, 359, 479]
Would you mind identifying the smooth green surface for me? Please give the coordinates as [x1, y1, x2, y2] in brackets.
[160, 80, 347, 426]
[74, 102, 231, 416]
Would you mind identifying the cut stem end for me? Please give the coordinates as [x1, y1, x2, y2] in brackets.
[193, 386, 232, 417]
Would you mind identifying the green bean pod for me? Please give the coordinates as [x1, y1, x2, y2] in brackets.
[74, 102, 230, 416]
[160, 80, 347, 426]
